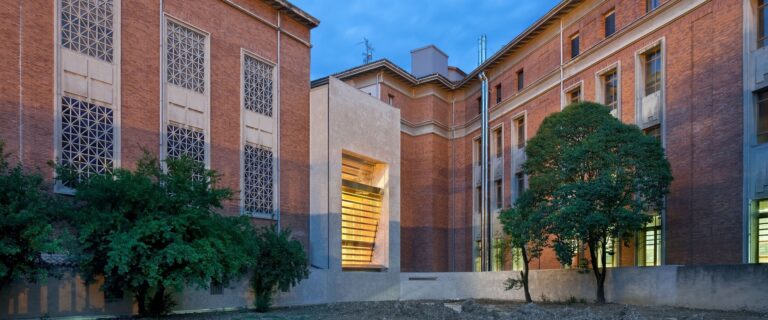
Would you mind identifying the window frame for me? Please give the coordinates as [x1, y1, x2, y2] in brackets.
[758, 90, 768, 145]
[595, 62, 621, 118]
[604, 10, 616, 37]
[516, 69, 524, 92]
[634, 38, 666, 132]
[570, 33, 580, 59]
[756, 200, 768, 263]
[495, 83, 502, 104]
[562, 81, 583, 109]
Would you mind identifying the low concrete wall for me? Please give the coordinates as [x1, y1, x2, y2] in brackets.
[400, 264, 768, 312]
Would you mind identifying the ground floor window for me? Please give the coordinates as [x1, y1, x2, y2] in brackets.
[597, 237, 619, 268]
[757, 200, 768, 263]
[637, 214, 662, 266]
[340, 153, 383, 268]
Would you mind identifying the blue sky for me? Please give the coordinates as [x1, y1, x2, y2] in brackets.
[292, 1, 561, 80]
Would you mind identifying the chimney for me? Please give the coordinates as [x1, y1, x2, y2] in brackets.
[410, 45, 449, 78]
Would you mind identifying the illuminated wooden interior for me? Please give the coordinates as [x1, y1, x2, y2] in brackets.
[341, 153, 383, 268]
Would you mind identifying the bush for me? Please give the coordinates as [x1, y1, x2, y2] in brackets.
[250, 227, 309, 312]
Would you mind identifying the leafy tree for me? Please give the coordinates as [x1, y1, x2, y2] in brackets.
[0, 142, 62, 289]
[524, 102, 671, 303]
[500, 189, 548, 303]
[67, 153, 258, 316]
[250, 227, 309, 312]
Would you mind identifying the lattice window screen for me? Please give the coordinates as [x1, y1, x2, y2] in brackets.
[243, 55, 274, 117]
[60, 96, 114, 184]
[166, 123, 205, 164]
[166, 20, 206, 93]
[244, 144, 274, 216]
[61, 0, 114, 62]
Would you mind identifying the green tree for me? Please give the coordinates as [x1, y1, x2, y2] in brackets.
[524, 102, 671, 303]
[67, 153, 258, 316]
[250, 227, 309, 312]
[499, 189, 548, 303]
[0, 142, 62, 289]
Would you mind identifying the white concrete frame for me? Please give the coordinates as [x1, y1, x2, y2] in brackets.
[490, 122, 505, 212]
[53, 0, 121, 194]
[239, 49, 278, 220]
[159, 14, 211, 169]
[634, 37, 666, 132]
[510, 110, 527, 203]
[595, 61, 622, 118]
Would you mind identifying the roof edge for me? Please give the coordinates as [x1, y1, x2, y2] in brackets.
[264, 0, 320, 29]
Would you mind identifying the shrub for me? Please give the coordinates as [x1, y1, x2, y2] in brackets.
[250, 227, 309, 312]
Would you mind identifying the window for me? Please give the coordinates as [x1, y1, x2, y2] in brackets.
[494, 179, 503, 209]
[166, 123, 206, 164]
[757, 200, 768, 263]
[602, 70, 619, 115]
[516, 69, 524, 91]
[166, 20, 206, 93]
[511, 247, 524, 271]
[567, 86, 581, 105]
[597, 238, 619, 268]
[244, 144, 274, 216]
[515, 172, 525, 197]
[570, 34, 580, 58]
[476, 186, 482, 214]
[477, 97, 482, 115]
[388, 94, 395, 106]
[644, 124, 661, 140]
[475, 139, 482, 166]
[494, 128, 503, 158]
[758, 90, 768, 144]
[60, 97, 115, 186]
[243, 55, 274, 117]
[516, 118, 525, 148]
[61, 0, 114, 62]
[495, 84, 502, 104]
[644, 48, 662, 96]
[638, 214, 662, 266]
[340, 154, 383, 267]
[605, 11, 616, 37]
[760, 0, 768, 48]
[646, 0, 660, 12]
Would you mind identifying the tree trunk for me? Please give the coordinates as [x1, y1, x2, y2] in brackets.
[521, 245, 532, 303]
[135, 283, 148, 316]
[588, 240, 606, 303]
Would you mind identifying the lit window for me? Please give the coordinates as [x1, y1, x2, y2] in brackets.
[166, 20, 206, 93]
[646, 0, 660, 12]
[638, 214, 662, 266]
[244, 144, 274, 217]
[598, 238, 619, 267]
[494, 128, 503, 158]
[605, 11, 616, 37]
[570, 34, 580, 58]
[61, 0, 114, 62]
[760, 0, 768, 48]
[495, 84, 502, 104]
[511, 247, 524, 271]
[758, 91, 768, 144]
[243, 55, 274, 117]
[60, 96, 114, 185]
[166, 123, 205, 164]
[758, 200, 768, 263]
[517, 70, 524, 91]
[340, 154, 383, 268]
[516, 118, 525, 148]
[602, 70, 619, 116]
[644, 48, 662, 96]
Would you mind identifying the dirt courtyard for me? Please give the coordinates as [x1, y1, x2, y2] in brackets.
[163, 299, 767, 320]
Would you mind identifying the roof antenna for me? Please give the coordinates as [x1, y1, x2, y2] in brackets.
[358, 38, 374, 64]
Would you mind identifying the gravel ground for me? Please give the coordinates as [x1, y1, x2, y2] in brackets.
[158, 300, 768, 320]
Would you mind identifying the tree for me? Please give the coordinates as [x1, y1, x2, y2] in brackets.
[250, 227, 309, 312]
[499, 189, 548, 303]
[524, 102, 671, 303]
[67, 153, 258, 316]
[0, 142, 62, 289]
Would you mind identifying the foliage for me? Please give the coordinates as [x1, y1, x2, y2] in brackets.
[250, 227, 309, 312]
[0, 141, 62, 289]
[523, 102, 672, 303]
[66, 153, 258, 316]
[499, 189, 549, 303]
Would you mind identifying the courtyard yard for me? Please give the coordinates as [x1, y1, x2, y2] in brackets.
[160, 300, 767, 320]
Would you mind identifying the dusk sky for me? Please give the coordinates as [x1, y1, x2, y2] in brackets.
[291, 1, 561, 80]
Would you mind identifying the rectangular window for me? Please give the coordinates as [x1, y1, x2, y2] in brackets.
[494, 179, 503, 209]
[60, 97, 115, 185]
[166, 20, 206, 93]
[758, 90, 768, 144]
[598, 238, 619, 267]
[495, 84, 502, 104]
[760, 0, 768, 48]
[388, 94, 395, 106]
[166, 123, 206, 164]
[244, 144, 274, 216]
[516, 118, 525, 148]
[340, 154, 382, 267]
[210, 280, 223, 295]
[515, 172, 525, 197]
[243, 55, 274, 116]
[602, 70, 619, 115]
[638, 214, 662, 266]
[475, 139, 482, 166]
[646, 0, 660, 12]
[61, 0, 114, 62]
[477, 97, 482, 115]
[758, 200, 768, 263]
[476, 186, 482, 214]
[605, 11, 616, 37]
[494, 128, 503, 158]
[568, 86, 581, 105]
[644, 48, 662, 96]
[570, 34, 580, 58]
[517, 70, 524, 91]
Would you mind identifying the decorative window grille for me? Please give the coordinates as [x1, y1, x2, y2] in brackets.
[243, 144, 274, 216]
[60, 96, 114, 185]
[243, 55, 274, 117]
[61, 0, 114, 62]
[166, 20, 205, 93]
[166, 123, 205, 164]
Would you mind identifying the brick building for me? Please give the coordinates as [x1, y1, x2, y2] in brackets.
[315, 0, 767, 272]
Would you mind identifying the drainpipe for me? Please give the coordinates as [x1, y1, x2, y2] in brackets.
[478, 35, 491, 272]
[559, 18, 564, 108]
[276, 11, 282, 231]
